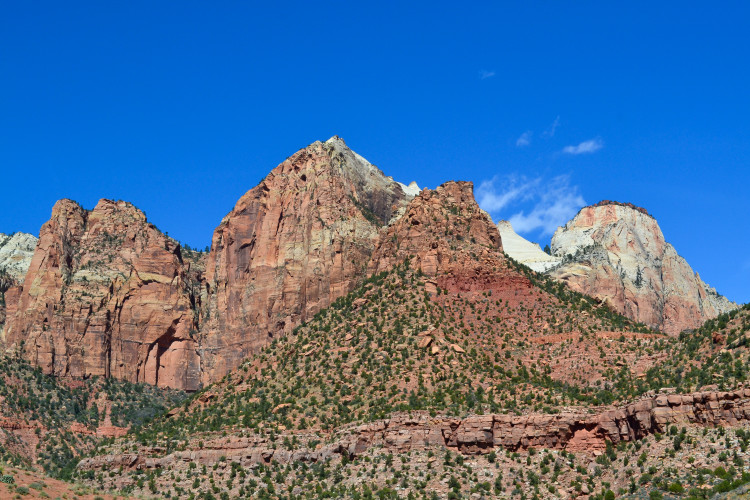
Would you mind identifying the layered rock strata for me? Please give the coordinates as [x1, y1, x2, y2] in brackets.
[0, 232, 37, 329]
[198, 136, 413, 383]
[496, 220, 561, 272]
[2, 199, 202, 390]
[78, 387, 750, 471]
[549, 202, 736, 334]
[0, 232, 37, 283]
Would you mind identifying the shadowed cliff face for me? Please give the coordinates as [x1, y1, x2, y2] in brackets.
[3, 199, 202, 391]
[549, 202, 736, 335]
[198, 137, 412, 384]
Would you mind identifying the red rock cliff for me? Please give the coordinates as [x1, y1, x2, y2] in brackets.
[198, 137, 411, 383]
[2, 199, 202, 390]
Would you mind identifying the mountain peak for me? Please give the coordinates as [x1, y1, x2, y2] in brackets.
[550, 201, 736, 333]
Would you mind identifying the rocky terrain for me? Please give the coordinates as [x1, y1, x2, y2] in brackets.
[499, 202, 736, 335]
[550, 202, 736, 335]
[0, 232, 37, 330]
[0, 136, 748, 499]
[0, 232, 37, 284]
[199, 136, 414, 384]
[0, 352, 186, 480]
[2, 199, 204, 390]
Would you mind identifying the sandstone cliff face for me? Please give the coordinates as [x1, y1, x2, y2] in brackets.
[2, 199, 202, 390]
[549, 202, 736, 334]
[0, 232, 38, 328]
[199, 136, 412, 383]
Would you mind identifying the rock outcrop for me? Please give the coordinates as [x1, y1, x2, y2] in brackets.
[496, 220, 561, 273]
[0, 232, 37, 283]
[549, 202, 736, 334]
[77, 387, 750, 472]
[2, 199, 202, 390]
[369, 181, 506, 288]
[199, 136, 413, 383]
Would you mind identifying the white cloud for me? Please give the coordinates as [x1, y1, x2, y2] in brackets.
[542, 116, 560, 137]
[562, 138, 604, 155]
[478, 175, 585, 236]
[515, 131, 532, 147]
[479, 70, 496, 80]
[476, 176, 536, 213]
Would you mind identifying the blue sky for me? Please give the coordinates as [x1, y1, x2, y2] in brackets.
[1, 2, 748, 304]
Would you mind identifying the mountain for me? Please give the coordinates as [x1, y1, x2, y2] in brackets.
[1, 137, 749, 499]
[72, 186, 750, 498]
[198, 136, 414, 385]
[549, 201, 736, 335]
[499, 201, 736, 335]
[2, 199, 204, 390]
[2, 137, 415, 391]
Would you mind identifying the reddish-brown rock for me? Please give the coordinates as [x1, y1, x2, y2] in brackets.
[369, 181, 502, 280]
[2, 199, 202, 390]
[198, 136, 411, 383]
[550, 202, 736, 334]
[77, 387, 750, 472]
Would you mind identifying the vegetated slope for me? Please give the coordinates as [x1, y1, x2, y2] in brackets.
[75, 261, 750, 499]
[0, 353, 187, 479]
[643, 303, 750, 392]
[74, 182, 739, 498]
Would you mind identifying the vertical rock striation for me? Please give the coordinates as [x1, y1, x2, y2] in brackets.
[198, 136, 412, 383]
[3, 200, 202, 390]
[549, 202, 736, 334]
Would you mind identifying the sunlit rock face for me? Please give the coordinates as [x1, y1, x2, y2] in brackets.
[549, 201, 736, 334]
[199, 136, 414, 384]
[3, 199, 202, 390]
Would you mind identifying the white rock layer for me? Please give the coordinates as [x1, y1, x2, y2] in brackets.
[0, 232, 37, 283]
[496, 221, 561, 273]
[548, 203, 736, 334]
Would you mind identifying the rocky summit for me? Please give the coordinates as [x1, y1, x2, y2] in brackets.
[549, 201, 736, 335]
[498, 202, 736, 335]
[2, 199, 204, 390]
[0, 137, 747, 500]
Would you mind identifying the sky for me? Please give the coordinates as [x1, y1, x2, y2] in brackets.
[1, 2, 748, 304]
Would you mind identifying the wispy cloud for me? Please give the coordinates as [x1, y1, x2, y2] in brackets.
[515, 131, 532, 147]
[562, 138, 604, 155]
[477, 175, 585, 236]
[542, 116, 560, 138]
[476, 176, 536, 213]
[479, 70, 496, 80]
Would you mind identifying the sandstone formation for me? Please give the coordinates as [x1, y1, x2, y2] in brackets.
[0, 232, 37, 283]
[199, 136, 413, 384]
[2, 199, 202, 390]
[77, 387, 750, 472]
[549, 202, 736, 334]
[496, 220, 561, 272]
[368, 181, 510, 292]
